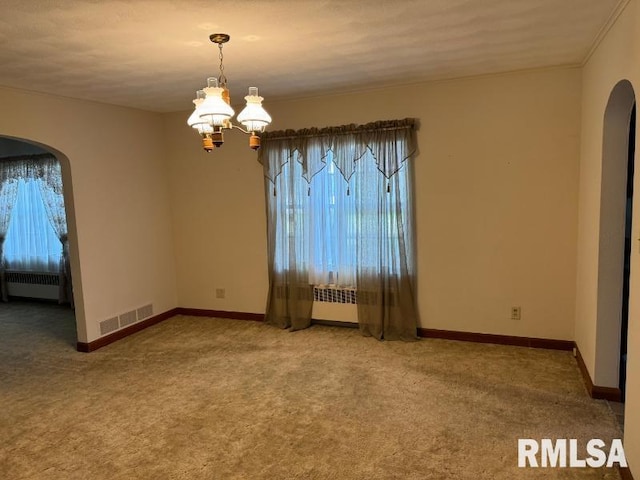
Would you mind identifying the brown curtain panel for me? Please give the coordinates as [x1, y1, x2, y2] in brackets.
[355, 161, 418, 341]
[262, 146, 313, 331]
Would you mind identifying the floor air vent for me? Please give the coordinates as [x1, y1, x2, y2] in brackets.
[313, 286, 357, 304]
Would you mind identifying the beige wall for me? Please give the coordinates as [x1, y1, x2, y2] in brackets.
[163, 111, 268, 313]
[164, 66, 581, 341]
[576, 0, 640, 471]
[0, 86, 178, 342]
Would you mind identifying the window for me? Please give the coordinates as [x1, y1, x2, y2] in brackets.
[272, 147, 412, 288]
[262, 119, 418, 338]
[0, 154, 71, 303]
[3, 178, 62, 272]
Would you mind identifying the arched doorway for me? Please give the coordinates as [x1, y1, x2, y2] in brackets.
[595, 80, 636, 400]
[0, 135, 86, 345]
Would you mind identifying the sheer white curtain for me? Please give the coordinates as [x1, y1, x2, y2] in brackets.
[272, 153, 311, 274]
[272, 145, 358, 287]
[308, 153, 356, 287]
[3, 178, 63, 272]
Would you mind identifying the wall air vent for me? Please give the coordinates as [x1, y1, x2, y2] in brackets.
[119, 310, 137, 328]
[137, 304, 153, 321]
[100, 303, 155, 337]
[100, 316, 119, 336]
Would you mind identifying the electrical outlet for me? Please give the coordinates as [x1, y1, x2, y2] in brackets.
[511, 306, 521, 321]
[216, 288, 225, 299]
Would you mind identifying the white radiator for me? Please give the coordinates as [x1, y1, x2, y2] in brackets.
[313, 286, 357, 304]
[273, 285, 359, 323]
[312, 286, 357, 323]
[6, 271, 59, 300]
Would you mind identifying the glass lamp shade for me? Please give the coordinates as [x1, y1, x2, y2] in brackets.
[237, 87, 272, 133]
[199, 86, 235, 127]
[187, 93, 214, 135]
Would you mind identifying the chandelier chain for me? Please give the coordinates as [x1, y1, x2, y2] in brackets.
[218, 43, 227, 87]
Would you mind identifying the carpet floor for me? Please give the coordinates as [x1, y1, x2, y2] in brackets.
[0, 301, 623, 479]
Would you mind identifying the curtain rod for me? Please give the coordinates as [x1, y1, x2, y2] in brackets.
[263, 126, 415, 141]
[262, 119, 417, 141]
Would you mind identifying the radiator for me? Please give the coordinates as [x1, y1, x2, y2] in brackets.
[313, 286, 358, 304]
[6, 271, 59, 300]
[312, 286, 357, 323]
[273, 285, 359, 323]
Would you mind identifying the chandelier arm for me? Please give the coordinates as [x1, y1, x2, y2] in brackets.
[231, 124, 251, 135]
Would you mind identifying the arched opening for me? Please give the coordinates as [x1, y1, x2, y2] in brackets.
[595, 80, 636, 403]
[0, 135, 86, 345]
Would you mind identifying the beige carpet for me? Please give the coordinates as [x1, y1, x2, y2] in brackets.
[0, 301, 623, 479]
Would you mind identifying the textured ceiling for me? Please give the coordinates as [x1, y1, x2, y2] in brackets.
[0, 0, 622, 113]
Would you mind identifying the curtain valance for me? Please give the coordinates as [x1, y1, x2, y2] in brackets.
[0, 153, 62, 194]
[258, 118, 417, 184]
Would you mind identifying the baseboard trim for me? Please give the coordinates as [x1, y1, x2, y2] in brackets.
[620, 467, 635, 480]
[591, 385, 623, 401]
[76, 308, 179, 353]
[573, 345, 623, 402]
[177, 308, 265, 322]
[417, 328, 574, 351]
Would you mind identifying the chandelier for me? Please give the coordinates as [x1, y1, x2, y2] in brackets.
[187, 33, 272, 152]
